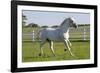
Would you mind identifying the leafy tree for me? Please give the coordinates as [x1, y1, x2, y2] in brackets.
[28, 23, 39, 27]
[41, 25, 48, 28]
[51, 25, 59, 28]
[22, 15, 27, 26]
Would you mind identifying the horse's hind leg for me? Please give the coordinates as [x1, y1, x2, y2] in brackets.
[39, 41, 46, 56]
[49, 41, 56, 56]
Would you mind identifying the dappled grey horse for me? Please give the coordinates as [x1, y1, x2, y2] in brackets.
[39, 17, 78, 57]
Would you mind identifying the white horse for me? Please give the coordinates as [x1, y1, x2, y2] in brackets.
[39, 17, 78, 57]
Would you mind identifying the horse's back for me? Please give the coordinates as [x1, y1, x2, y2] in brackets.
[40, 28, 61, 41]
[40, 28, 69, 41]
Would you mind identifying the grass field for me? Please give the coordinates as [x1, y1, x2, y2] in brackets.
[22, 40, 90, 62]
[22, 25, 90, 62]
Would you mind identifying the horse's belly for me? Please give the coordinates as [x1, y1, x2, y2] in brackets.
[40, 28, 69, 41]
[46, 31, 62, 41]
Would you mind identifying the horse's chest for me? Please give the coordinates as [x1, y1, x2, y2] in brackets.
[63, 33, 69, 38]
[58, 32, 69, 40]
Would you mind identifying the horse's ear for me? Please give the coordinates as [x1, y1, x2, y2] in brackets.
[67, 17, 71, 20]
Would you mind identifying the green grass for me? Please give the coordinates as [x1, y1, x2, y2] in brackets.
[22, 25, 90, 62]
[22, 41, 90, 62]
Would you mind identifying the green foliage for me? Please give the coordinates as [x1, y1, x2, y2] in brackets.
[22, 15, 27, 26]
[28, 23, 39, 27]
[51, 25, 59, 28]
[22, 15, 27, 20]
[41, 25, 48, 28]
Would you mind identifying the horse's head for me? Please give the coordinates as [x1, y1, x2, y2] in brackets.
[60, 17, 78, 29]
[67, 17, 78, 28]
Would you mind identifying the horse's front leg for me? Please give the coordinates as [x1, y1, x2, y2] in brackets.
[67, 39, 72, 46]
[63, 39, 76, 57]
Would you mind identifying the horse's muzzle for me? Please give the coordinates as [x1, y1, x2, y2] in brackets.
[73, 23, 78, 28]
[75, 25, 78, 28]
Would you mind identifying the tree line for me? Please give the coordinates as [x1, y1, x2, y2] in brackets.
[22, 15, 59, 28]
[22, 15, 90, 28]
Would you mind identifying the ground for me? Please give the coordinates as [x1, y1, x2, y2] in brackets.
[22, 25, 90, 62]
[22, 40, 90, 62]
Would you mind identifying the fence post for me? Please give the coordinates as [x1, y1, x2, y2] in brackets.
[32, 30, 34, 41]
[83, 24, 86, 40]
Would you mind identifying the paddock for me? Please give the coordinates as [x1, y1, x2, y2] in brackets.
[22, 25, 90, 62]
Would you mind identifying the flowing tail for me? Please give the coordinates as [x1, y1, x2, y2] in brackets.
[36, 30, 41, 41]
[36, 28, 46, 41]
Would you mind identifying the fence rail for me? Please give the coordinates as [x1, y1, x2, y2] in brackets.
[22, 26, 90, 42]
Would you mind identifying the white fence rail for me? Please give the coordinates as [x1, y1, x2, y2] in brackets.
[22, 27, 90, 42]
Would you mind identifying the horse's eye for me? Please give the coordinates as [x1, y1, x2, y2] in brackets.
[71, 20, 73, 23]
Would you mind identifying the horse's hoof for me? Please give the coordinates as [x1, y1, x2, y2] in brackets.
[53, 54, 56, 57]
[64, 49, 67, 51]
[39, 53, 41, 56]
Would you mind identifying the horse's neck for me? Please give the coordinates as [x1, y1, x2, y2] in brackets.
[62, 28, 69, 34]
[60, 25, 69, 33]
[60, 20, 70, 33]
